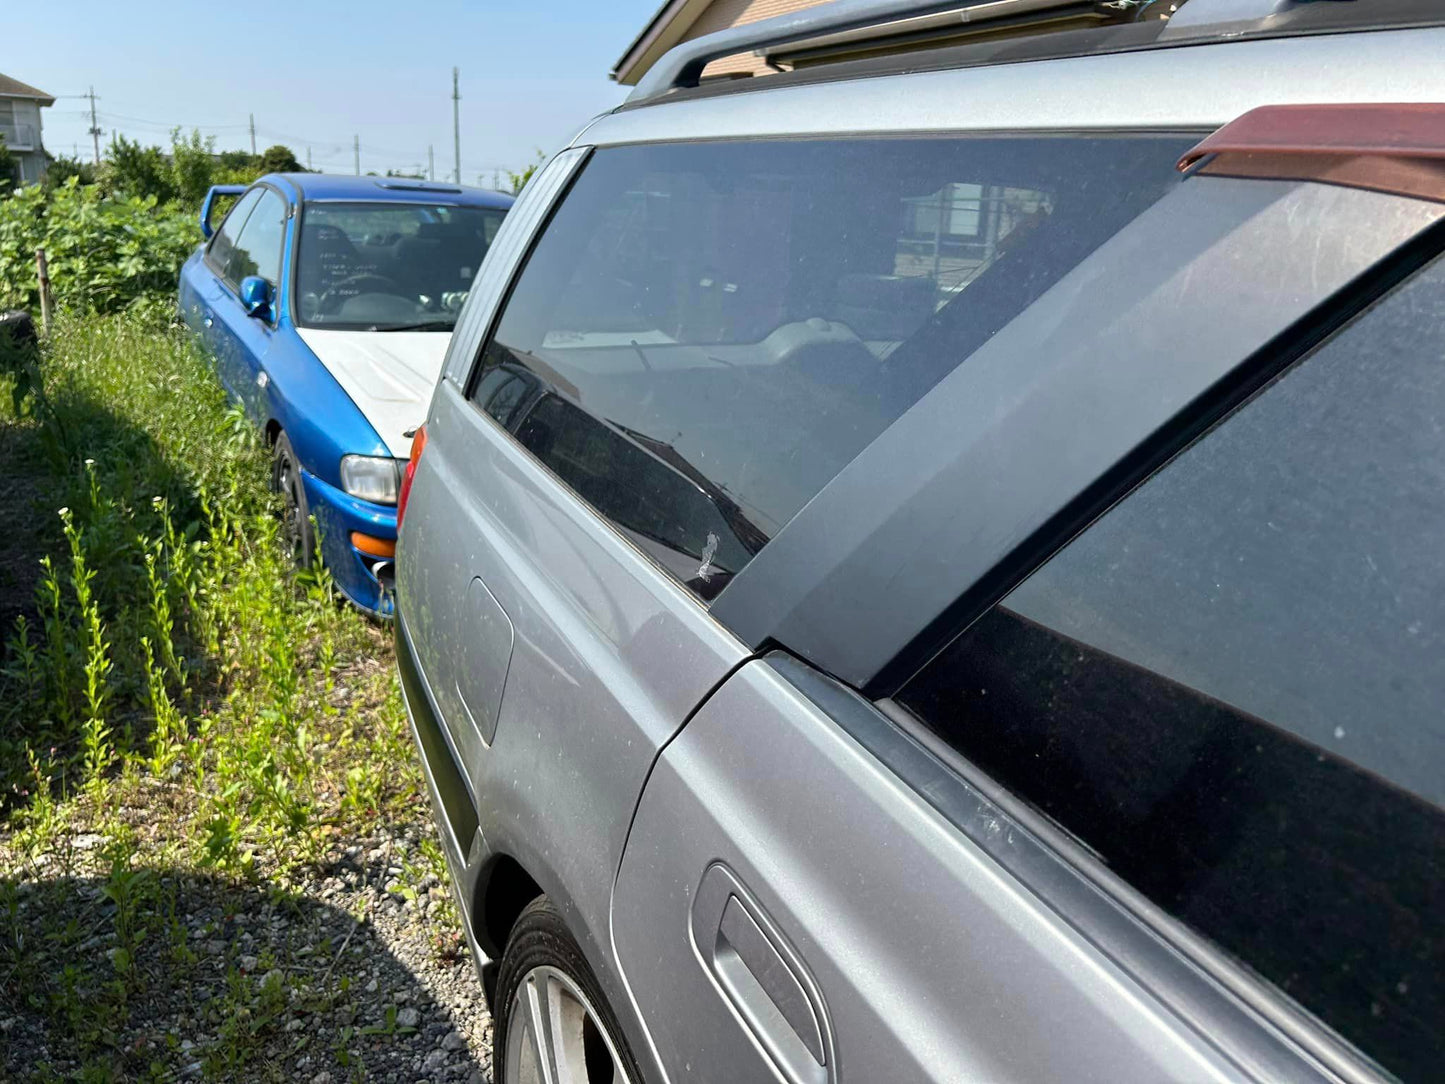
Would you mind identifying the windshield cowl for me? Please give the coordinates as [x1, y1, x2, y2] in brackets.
[370, 321, 457, 333]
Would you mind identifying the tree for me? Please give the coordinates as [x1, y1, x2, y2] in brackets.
[170, 128, 218, 206]
[217, 149, 257, 172]
[43, 154, 97, 191]
[102, 135, 175, 203]
[505, 150, 547, 196]
[259, 144, 302, 174]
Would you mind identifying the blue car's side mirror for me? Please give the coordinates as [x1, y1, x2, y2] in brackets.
[240, 276, 274, 319]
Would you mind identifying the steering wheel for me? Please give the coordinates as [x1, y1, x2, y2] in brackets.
[316, 273, 405, 315]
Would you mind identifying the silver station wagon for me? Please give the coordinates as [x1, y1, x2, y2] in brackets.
[394, 1, 1445, 1081]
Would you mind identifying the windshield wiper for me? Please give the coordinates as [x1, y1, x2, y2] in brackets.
[370, 320, 457, 332]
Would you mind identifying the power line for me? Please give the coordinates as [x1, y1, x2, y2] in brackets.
[53, 97, 527, 181]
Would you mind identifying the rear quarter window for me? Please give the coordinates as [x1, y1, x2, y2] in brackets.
[472, 134, 1194, 598]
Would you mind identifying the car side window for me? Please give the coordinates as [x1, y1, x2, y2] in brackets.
[472, 135, 1193, 600]
[228, 188, 287, 290]
[206, 188, 263, 281]
[896, 256, 1445, 1081]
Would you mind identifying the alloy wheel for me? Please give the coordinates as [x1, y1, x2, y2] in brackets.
[274, 449, 306, 564]
[503, 965, 634, 1084]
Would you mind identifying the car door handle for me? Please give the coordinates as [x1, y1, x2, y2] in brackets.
[692, 864, 831, 1084]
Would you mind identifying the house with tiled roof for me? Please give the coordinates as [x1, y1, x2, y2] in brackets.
[0, 72, 54, 185]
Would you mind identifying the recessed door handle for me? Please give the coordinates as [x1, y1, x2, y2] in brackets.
[716, 896, 827, 1073]
[693, 864, 832, 1084]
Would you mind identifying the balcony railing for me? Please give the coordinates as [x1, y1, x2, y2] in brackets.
[0, 123, 38, 150]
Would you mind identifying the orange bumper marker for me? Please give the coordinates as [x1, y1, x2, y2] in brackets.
[350, 532, 396, 559]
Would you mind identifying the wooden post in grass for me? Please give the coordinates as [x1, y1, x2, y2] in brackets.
[35, 248, 53, 335]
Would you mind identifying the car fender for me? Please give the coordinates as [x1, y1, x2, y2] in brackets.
[257, 324, 390, 492]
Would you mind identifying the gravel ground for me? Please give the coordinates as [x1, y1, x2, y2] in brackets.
[1, 814, 494, 1083]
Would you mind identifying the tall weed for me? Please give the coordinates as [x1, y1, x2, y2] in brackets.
[1, 312, 407, 870]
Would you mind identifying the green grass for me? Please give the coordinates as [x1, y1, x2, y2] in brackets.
[0, 312, 451, 1081]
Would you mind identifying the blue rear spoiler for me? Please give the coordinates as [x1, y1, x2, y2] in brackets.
[199, 184, 248, 240]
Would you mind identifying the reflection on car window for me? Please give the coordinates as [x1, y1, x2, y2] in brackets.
[229, 189, 287, 288]
[296, 202, 508, 330]
[474, 136, 1193, 599]
[207, 187, 263, 282]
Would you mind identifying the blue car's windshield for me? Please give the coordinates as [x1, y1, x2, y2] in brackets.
[295, 201, 506, 331]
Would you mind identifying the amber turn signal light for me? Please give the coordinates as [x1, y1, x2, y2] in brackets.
[350, 532, 397, 558]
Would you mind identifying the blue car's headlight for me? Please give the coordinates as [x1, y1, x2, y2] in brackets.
[339, 455, 404, 505]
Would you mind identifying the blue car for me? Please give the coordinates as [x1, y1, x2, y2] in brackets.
[178, 174, 513, 615]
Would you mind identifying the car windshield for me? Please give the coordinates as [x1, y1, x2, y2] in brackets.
[295, 201, 506, 331]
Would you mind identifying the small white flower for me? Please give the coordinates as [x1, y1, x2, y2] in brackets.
[84, 458, 95, 468]
[57, 506, 70, 517]
[152, 496, 164, 506]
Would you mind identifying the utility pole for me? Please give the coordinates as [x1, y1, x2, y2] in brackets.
[428, 145, 434, 181]
[86, 86, 101, 164]
[306, 146, 312, 170]
[249, 113, 257, 155]
[451, 67, 461, 185]
[353, 135, 360, 176]
[493, 169, 500, 191]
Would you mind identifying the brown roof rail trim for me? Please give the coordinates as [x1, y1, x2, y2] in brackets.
[1198, 151, 1445, 205]
[1178, 103, 1445, 173]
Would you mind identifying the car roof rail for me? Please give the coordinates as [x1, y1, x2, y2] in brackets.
[626, 0, 1146, 103]
[626, 0, 1443, 105]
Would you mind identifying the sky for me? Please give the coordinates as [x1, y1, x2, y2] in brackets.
[9, 0, 661, 182]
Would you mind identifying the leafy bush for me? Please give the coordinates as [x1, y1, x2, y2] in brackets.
[41, 154, 97, 192]
[95, 130, 305, 207]
[0, 136, 15, 192]
[100, 134, 176, 204]
[0, 179, 197, 313]
[167, 129, 212, 206]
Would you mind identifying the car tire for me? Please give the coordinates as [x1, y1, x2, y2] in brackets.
[492, 896, 643, 1084]
[270, 432, 315, 567]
